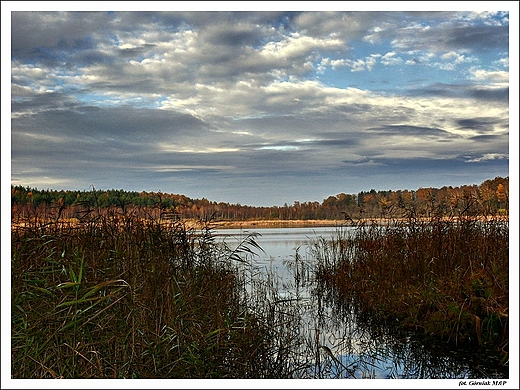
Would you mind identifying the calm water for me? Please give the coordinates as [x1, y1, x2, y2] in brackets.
[214, 227, 508, 380]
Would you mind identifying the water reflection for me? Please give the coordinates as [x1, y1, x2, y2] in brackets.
[214, 227, 508, 379]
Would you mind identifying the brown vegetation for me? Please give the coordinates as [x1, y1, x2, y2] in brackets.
[11, 215, 281, 378]
[313, 213, 509, 366]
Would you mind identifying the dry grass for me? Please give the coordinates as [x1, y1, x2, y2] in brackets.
[11, 214, 280, 378]
[313, 214, 509, 366]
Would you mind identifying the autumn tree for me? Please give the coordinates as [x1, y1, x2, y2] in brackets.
[496, 183, 508, 212]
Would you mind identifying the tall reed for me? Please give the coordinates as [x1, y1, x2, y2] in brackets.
[11, 213, 276, 378]
[312, 214, 508, 365]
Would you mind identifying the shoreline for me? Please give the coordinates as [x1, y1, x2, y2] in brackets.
[209, 219, 347, 230]
[11, 215, 509, 231]
[196, 215, 510, 230]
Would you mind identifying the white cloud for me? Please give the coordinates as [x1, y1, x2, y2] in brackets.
[320, 53, 380, 73]
[381, 52, 402, 66]
[440, 51, 476, 65]
[495, 57, 509, 69]
[466, 153, 508, 163]
[458, 11, 509, 27]
[469, 68, 509, 84]
[259, 34, 344, 61]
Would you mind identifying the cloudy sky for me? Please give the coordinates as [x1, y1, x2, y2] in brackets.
[3, 3, 518, 206]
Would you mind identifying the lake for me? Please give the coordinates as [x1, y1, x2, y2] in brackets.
[214, 226, 508, 380]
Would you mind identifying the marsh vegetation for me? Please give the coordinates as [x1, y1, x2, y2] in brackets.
[12, 213, 287, 378]
[11, 193, 508, 379]
[311, 215, 509, 377]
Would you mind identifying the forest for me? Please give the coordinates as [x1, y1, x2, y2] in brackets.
[11, 176, 509, 222]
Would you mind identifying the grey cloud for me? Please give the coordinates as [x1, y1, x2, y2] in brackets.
[83, 78, 190, 96]
[11, 12, 115, 58]
[12, 104, 212, 147]
[11, 92, 79, 113]
[69, 50, 115, 67]
[468, 87, 509, 102]
[341, 154, 508, 176]
[446, 25, 509, 52]
[241, 137, 359, 152]
[118, 44, 157, 58]
[457, 118, 496, 131]
[469, 133, 509, 143]
[203, 24, 265, 47]
[306, 138, 359, 147]
[293, 11, 408, 41]
[406, 83, 509, 103]
[142, 11, 293, 31]
[468, 131, 509, 151]
[407, 83, 469, 98]
[366, 125, 457, 138]
[392, 23, 509, 53]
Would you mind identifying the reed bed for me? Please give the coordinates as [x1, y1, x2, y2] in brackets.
[11, 213, 281, 379]
[11, 203, 509, 379]
[312, 214, 509, 367]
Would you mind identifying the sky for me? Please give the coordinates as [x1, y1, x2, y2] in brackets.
[3, 3, 518, 209]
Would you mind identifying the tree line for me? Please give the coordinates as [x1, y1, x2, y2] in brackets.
[11, 176, 509, 222]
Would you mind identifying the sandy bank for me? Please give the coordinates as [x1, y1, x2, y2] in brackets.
[206, 219, 348, 229]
